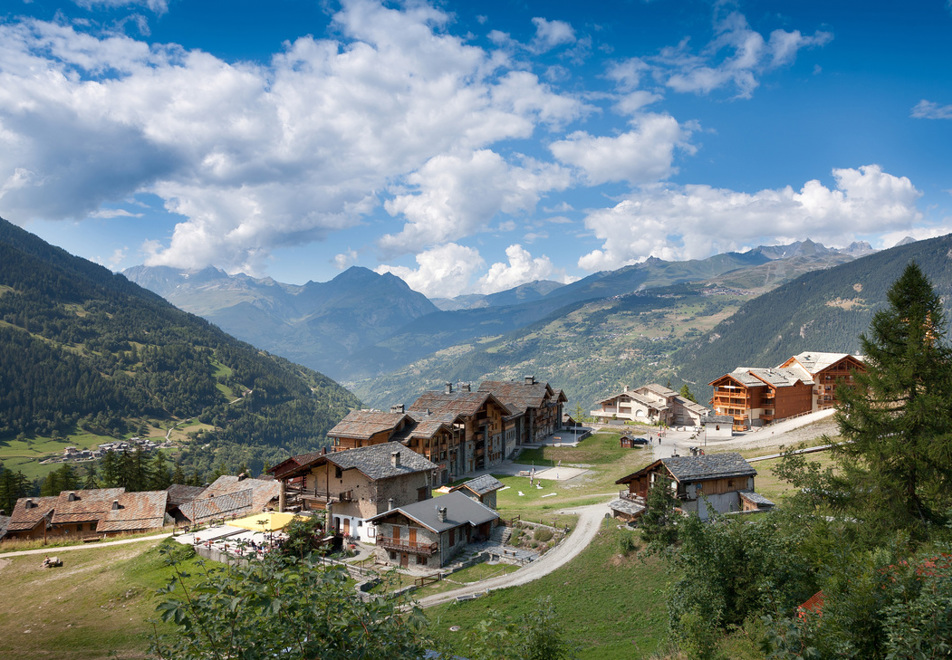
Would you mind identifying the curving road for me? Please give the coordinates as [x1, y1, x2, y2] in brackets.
[416, 500, 611, 608]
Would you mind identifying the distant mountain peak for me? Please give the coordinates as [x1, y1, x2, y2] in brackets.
[893, 236, 917, 248]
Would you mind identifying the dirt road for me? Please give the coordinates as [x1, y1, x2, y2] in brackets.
[416, 500, 610, 608]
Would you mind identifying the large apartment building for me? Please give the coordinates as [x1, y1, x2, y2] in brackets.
[710, 352, 864, 430]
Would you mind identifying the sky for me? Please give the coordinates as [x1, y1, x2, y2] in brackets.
[1, 0, 951, 299]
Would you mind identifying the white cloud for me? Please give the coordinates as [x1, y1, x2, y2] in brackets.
[652, 11, 832, 98]
[380, 149, 571, 254]
[911, 99, 952, 119]
[0, 1, 587, 274]
[75, 0, 169, 13]
[549, 113, 695, 185]
[578, 165, 922, 271]
[477, 244, 568, 293]
[531, 17, 576, 52]
[334, 249, 358, 270]
[375, 243, 485, 298]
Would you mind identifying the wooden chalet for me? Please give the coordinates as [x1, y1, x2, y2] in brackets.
[368, 491, 499, 568]
[711, 352, 864, 430]
[449, 474, 504, 509]
[614, 452, 771, 521]
[269, 442, 437, 543]
[478, 376, 567, 450]
[174, 476, 280, 526]
[4, 496, 57, 541]
[408, 384, 510, 474]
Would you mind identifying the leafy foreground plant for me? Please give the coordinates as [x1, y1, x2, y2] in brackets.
[150, 542, 430, 660]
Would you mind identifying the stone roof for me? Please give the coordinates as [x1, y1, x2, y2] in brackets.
[478, 379, 553, 416]
[641, 383, 678, 398]
[784, 352, 858, 374]
[597, 388, 667, 410]
[608, 498, 646, 518]
[97, 490, 168, 533]
[202, 476, 280, 512]
[165, 484, 206, 508]
[739, 491, 775, 507]
[452, 474, 504, 497]
[51, 488, 126, 525]
[327, 410, 408, 440]
[326, 442, 438, 480]
[661, 453, 757, 482]
[367, 491, 498, 533]
[409, 390, 502, 418]
[178, 489, 254, 524]
[6, 496, 57, 533]
[716, 367, 811, 389]
[391, 418, 455, 442]
[676, 396, 710, 416]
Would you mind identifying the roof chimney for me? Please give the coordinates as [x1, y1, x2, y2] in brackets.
[388, 497, 394, 511]
[524, 375, 535, 385]
[112, 499, 121, 510]
[445, 382, 453, 394]
[391, 451, 401, 468]
[67, 492, 78, 502]
[390, 404, 405, 414]
[438, 506, 447, 522]
[237, 473, 247, 481]
[460, 383, 471, 392]
[24, 499, 34, 510]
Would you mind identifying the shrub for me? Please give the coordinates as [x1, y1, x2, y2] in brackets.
[533, 528, 554, 543]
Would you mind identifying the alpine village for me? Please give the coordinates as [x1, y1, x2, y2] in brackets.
[2, 214, 952, 659]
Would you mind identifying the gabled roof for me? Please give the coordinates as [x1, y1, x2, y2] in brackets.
[327, 410, 409, 440]
[780, 352, 864, 375]
[367, 491, 498, 533]
[51, 488, 125, 525]
[201, 476, 280, 513]
[178, 489, 254, 524]
[275, 443, 438, 482]
[391, 418, 456, 442]
[451, 474, 504, 497]
[408, 389, 507, 418]
[712, 367, 811, 389]
[596, 389, 667, 410]
[7, 496, 58, 533]
[165, 484, 206, 508]
[97, 490, 168, 533]
[675, 396, 709, 416]
[640, 383, 678, 398]
[616, 452, 756, 485]
[478, 380, 555, 416]
[739, 491, 775, 507]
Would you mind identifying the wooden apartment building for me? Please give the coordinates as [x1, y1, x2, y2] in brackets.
[710, 352, 864, 430]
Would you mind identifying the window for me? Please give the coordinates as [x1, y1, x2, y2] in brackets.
[449, 529, 455, 546]
[416, 555, 426, 565]
[335, 466, 343, 479]
[389, 551, 396, 560]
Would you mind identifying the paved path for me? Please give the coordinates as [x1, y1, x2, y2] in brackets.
[416, 500, 610, 608]
[0, 532, 171, 558]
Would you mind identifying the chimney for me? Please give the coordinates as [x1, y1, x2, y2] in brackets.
[322, 446, 327, 455]
[278, 480, 286, 512]
[237, 473, 247, 481]
[112, 499, 121, 510]
[24, 499, 34, 510]
[438, 506, 447, 522]
[390, 404, 405, 414]
[460, 383, 471, 392]
[67, 492, 78, 502]
[524, 375, 535, 385]
[387, 497, 394, 511]
[624, 385, 629, 392]
[391, 451, 401, 468]
[445, 382, 453, 394]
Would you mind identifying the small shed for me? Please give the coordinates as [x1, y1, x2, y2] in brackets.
[450, 474, 504, 509]
[703, 415, 734, 441]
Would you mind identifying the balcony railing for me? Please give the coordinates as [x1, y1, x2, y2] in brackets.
[289, 487, 354, 503]
[618, 490, 646, 505]
[376, 537, 439, 555]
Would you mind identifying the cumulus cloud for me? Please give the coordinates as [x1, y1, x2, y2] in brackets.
[375, 243, 485, 298]
[549, 113, 695, 185]
[75, 0, 169, 14]
[477, 244, 568, 293]
[531, 17, 576, 52]
[911, 99, 952, 119]
[578, 165, 922, 271]
[379, 149, 571, 254]
[334, 249, 358, 270]
[650, 11, 832, 98]
[0, 1, 587, 274]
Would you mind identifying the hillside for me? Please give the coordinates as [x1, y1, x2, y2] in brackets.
[0, 217, 360, 479]
[671, 232, 952, 402]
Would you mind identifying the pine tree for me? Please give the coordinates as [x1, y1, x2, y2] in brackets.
[834, 262, 952, 538]
[679, 384, 697, 403]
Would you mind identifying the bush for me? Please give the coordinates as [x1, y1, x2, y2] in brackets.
[533, 527, 554, 543]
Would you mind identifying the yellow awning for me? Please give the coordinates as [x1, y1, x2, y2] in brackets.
[229, 511, 305, 532]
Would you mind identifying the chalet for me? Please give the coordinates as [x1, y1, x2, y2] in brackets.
[368, 491, 499, 569]
[591, 384, 709, 427]
[50, 488, 126, 537]
[450, 474, 504, 509]
[710, 352, 864, 430]
[478, 376, 568, 449]
[269, 442, 437, 543]
[4, 496, 57, 541]
[614, 452, 770, 521]
[175, 476, 280, 526]
[408, 384, 510, 474]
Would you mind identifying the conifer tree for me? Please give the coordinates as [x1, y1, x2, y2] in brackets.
[834, 262, 952, 538]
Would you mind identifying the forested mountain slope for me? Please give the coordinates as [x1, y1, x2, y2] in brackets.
[671, 233, 952, 402]
[0, 217, 359, 478]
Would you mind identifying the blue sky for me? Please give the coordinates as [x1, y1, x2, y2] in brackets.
[2, 0, 951, 298]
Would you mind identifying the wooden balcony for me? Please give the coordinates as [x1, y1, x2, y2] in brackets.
[618, 490, 646, 505]
[376, 536, 439, 555]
